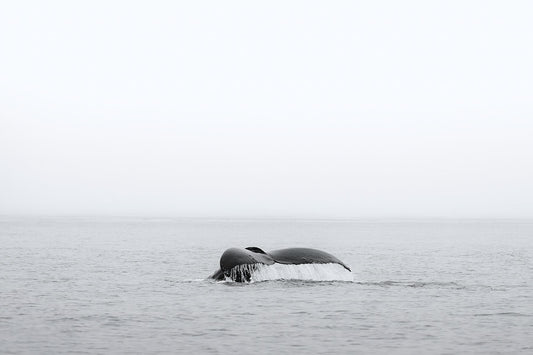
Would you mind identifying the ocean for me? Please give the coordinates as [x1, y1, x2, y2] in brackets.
[1, 217, 532, 354]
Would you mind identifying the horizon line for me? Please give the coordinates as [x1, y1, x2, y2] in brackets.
[1, 213, 532, 221]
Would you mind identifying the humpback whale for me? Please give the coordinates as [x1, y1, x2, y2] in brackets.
[210, 247, 351, 282]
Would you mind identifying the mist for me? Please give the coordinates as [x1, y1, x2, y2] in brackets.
[1, 1, 532, 218]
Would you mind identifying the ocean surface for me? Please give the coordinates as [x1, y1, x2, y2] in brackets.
[1, 217, 532, 354]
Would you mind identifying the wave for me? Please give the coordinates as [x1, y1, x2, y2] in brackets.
[355, 281, 466, 289]
[222, 263, 353, 283]
[473, 312, 532, 317]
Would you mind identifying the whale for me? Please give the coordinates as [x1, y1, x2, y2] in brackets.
[209, 247, 351, 282]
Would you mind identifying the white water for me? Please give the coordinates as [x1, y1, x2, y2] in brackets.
[225, 263, 353, 282]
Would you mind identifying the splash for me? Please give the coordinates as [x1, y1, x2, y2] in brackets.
[224, 263, 353, 282]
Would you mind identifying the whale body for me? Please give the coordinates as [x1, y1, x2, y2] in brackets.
[210, 247, 351, 282]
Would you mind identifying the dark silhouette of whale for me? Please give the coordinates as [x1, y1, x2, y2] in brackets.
[210, 247, 351, 282]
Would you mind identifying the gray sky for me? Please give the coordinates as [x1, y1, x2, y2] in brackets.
[1, 1, 532, 218]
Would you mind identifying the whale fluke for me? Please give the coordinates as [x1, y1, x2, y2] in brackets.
[210, 247, 351, 282]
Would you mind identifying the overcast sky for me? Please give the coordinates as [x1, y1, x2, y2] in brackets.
[1, 1, 532, 218]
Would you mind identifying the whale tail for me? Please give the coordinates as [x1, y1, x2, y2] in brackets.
[210, 247, 351, 282]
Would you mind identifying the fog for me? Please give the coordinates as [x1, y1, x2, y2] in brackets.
[1, 1, 532, 218]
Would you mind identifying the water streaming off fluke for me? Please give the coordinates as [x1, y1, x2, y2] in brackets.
[223, 263, 353, 282]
